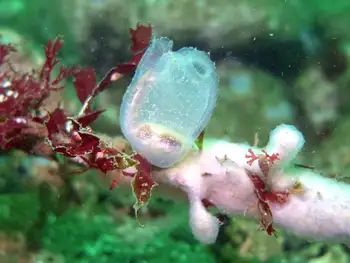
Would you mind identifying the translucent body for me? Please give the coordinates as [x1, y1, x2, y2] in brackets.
[120, 37, 219, 168]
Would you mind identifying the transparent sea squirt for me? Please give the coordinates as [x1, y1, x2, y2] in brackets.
[120, 36, 219, 168]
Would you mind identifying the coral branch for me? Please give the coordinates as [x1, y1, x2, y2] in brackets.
[151, 124, 350, 246]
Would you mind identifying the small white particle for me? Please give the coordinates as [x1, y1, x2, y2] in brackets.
[15, 118, 26, 124]
[6, 90, 14, 96]
[1, 80, 11, 88]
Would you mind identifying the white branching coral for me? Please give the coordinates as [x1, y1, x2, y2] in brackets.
[152, 124, 350, 246]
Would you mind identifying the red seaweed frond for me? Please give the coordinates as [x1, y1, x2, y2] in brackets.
[74, 22, 153, 115]
[0, 23, 156, 210]
[245, 148, 288, 236]
[246, 170, 290, 236]
[245, 148, 280, 177]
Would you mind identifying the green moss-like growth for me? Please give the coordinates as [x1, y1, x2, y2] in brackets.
[0, 193, 39, 234]
[41, 208, 217, 263]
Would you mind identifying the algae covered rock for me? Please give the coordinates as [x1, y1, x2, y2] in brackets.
[206, 60, 294, 142]
[75, 0, 313, 72]
[294, 67, 339, 133]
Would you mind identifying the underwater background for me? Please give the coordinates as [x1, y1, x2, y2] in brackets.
[0, 0, 350, 262]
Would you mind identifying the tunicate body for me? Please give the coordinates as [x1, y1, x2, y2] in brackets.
[120, 36, 219, 168]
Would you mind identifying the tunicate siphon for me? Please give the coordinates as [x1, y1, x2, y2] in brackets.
[120, 36, 219, 168]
